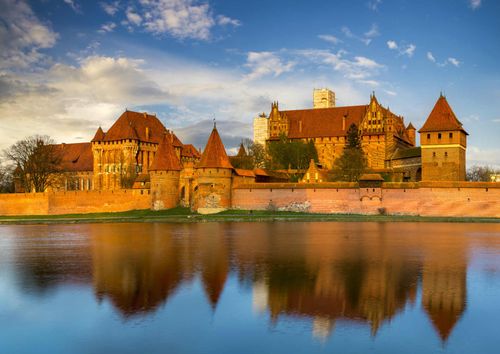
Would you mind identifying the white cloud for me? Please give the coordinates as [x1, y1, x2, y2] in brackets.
[467, 146, 500, 169]
[469, 0, 481, 10]
[126, 7, 142, 25]
[63, 0, 81, 13]
[387, 40, 398, 50]
[402, 44, 416, 57]
[368, 0, 382, 11]
[0, 0, 59, 69]
[386, 40, 416, 57]
[98, 22, 117, 33]
[124, 0, 240, 41]
[427, 51, 436, 62]
[297, 49, 384, 81]
[216, 15, 241, 27]
[364, 24, 379, 38]
[318, 34, 341, 45]
[100, 1, 120, 16]
[342, 25, 378, 45]
[492, 118, 500, 123]
[384, 89, 397, 96]
[244, 52, 295, 81]
[448, 57, 460, 67]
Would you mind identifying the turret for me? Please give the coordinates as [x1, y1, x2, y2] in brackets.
[406, 122, 416, 146]
[193, 122, 233, 213]
[418, 94, 468, 181]
[149, 133, 182, 210]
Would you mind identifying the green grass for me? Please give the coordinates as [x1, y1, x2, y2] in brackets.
[0, 207, 498, 224]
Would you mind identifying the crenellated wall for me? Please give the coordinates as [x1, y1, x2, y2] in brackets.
[0, 189, 151, 216]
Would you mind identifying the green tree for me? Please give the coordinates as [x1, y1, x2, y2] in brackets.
[266, 133, 318, 170]
[330, 124, 367, 181]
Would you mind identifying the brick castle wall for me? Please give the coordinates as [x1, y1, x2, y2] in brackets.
[233, 182, 500, 218]
[0, 189, 151, 216]
[0, 183, 498, 218]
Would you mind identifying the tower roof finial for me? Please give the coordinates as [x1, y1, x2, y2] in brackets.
[213, 117, 216, 129]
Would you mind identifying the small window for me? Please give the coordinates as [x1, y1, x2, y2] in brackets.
[449, 133, 453, 138]
[427, 134, 431, 139]
[438, 133, 442, 139]
[432, 152, 436, 157]
[445, 152, 448, 157]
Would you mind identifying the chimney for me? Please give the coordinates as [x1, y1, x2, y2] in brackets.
[299, 120, 302, 133]
[145, 127, 149, 140]
[342, 115, 346, 131]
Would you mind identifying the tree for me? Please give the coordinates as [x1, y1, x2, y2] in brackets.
[266, 133, 318, 170]
[466, 165, 498, 182]
[0, 162, 14, 193]
[3, 135, 62, 192]
[330, 123, 367, 181]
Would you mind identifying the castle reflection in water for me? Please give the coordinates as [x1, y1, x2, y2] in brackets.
[13, 222, 493, 342]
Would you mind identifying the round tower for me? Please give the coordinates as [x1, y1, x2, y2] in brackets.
[149, 133, 182, 210]
[193, 123, 233, 214]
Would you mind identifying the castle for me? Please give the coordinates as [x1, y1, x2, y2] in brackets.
[254, 89, 467, 183]
[12, 90, 477, 215]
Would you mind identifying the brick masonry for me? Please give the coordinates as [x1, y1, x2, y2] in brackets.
[232, 182, 500, 218]
[0, 183, 498, 218]
[0, 189, 151, 216]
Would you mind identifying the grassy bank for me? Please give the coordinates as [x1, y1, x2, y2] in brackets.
[0, 207, 498, 224]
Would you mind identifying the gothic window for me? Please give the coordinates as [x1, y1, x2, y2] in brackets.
[438, 133, 442, 139]
[427, 133, 431, 139]
[449, 133, 453, 138]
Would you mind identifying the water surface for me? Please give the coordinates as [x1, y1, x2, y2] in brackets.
[1, 222, 500, 353]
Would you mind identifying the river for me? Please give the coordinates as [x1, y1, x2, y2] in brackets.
[0, 222, 499, 353]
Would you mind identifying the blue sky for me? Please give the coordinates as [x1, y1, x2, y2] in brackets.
[0, 0, 499, 166]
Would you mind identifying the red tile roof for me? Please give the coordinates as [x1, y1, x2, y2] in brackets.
[197, 126, 233, 169]
[419, 96, 468, 134]
[282, 105, 368, 139]
[103, 110, 168, 143]
[181, 144, 201, 159]
[234, 168, 255, 177]
[149, 134, 182, 171]
[92, 127, 105, 142]
[56, 142, 93, 172]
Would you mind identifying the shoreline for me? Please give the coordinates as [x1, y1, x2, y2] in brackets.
[0, 208, 499, 225]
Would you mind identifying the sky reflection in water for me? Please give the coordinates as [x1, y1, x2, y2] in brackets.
[0, 222, 500, 354]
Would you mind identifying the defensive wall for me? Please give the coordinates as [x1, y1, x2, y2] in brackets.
[0, 183, 499, 218]
[232, 182, 500, 218]
[0, 189, 151, 216]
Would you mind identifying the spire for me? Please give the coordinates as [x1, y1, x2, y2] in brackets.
[236, 143, 247, 157]
[91, 126, 105, 142]
[418, 95, 468, 134]
[197, 125, 233, 169]
[407, 122, 416, 130]
[149, 133, 182, 171]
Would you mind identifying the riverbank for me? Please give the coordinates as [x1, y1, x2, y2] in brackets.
[0, 207, 499, 224]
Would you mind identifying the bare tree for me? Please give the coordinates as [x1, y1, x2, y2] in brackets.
[0, 161, 14, 193]
[466, 165, 498, 182]
[3, 135, 62, 192]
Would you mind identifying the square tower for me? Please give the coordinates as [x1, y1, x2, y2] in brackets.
[419, 95, 468, 181]
[313, 88, 335, 109]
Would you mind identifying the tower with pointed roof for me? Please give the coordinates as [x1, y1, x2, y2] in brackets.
[193, 123, 234, 213]
[419, 95, 468, 181]
[150, 133, 182, 210]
